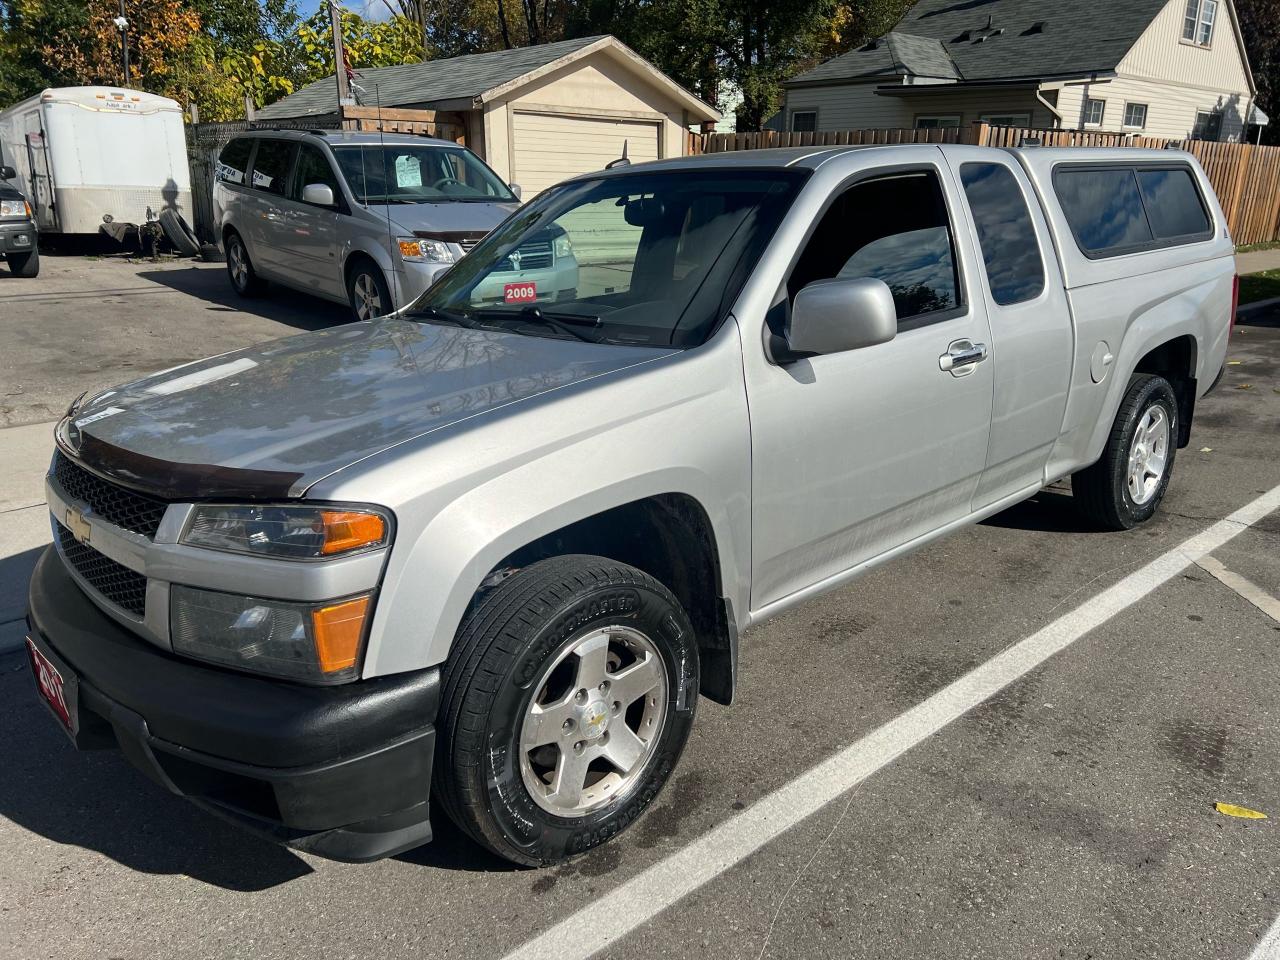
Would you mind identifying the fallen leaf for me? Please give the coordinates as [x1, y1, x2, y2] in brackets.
[1228, 360, 1243, 365]
[1199, 447, 1213, 453]
[1237, 384, 1254, 390]
[1216, 802, 1268, 820]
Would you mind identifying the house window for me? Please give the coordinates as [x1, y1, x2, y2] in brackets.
[791, 111, 817, 133]
[1124, 103, 1149, 129]
[1182, 0, 1217, 45]
[980, 113, 1032, 127]
[1192, 109, 1223, 140]
[1083, 98, 1106, 126]
[915, 115, 962, 129]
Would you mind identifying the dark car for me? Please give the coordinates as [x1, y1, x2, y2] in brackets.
[0, 163, 39, 277]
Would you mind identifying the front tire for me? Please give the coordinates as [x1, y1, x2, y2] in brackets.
[347, 261, 392, 321]
[434, 555, 699, 866]
[1072, 373, 1179, 530]
[7, 247, 39, 277]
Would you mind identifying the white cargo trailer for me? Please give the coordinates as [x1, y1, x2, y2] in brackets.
[0, 86, 191, 235]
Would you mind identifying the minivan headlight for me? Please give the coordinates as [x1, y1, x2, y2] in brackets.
[182, 504, 390, 559]
[171, 586, 370, 682]
[398, 237, 455, 263]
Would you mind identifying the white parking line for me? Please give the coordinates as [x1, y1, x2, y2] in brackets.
[502, 483, 1280, 960]
[1247, 912, 1280, 960]
[1195, 555, 1280, 623]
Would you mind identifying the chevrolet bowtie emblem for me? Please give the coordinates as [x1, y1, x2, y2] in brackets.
[65, 508, 91, 545]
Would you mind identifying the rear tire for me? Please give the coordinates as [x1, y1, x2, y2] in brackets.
[434, 555, 699, 866]
[346, 260, 392, 321]
[1072, 373, 1178, 530]
[6, 247, 38, 277]
[224, 231, 265, 297]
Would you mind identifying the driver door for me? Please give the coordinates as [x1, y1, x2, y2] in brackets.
[742, 156, 995, 613]
[282, 143, 346, 298]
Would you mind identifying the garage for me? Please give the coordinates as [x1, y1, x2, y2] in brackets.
[510, 112, 661, 196]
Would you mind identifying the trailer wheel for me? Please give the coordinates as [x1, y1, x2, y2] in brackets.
[6, 247, 39, 278]
[159, 209, 200, 257]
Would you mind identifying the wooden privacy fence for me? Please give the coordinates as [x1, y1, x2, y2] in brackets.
[688, 123, 1280, 246]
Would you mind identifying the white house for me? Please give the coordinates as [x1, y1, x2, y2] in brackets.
[781, 0, 1262, 141]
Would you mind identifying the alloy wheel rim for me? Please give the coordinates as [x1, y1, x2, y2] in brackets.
[354, 274, 382, 320]
[229, 243, 247, 288]
[1127, 405, 1169, 505]
[518, 625, 668, 817]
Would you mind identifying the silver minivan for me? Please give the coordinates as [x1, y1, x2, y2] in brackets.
[212, 130, 580, 319]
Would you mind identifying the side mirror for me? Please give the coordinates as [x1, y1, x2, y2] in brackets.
[769, 277, 897, 362]
[508, 182, 522, 200]
[0, 165, 15, 180]
[301, 183, 336, 207]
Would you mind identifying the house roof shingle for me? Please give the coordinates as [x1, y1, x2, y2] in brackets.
[786, 0, 1170, 87]
[257, 35, 605, 120]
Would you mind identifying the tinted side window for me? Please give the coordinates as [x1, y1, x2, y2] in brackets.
[250, 139, 296, 196]
[291, 144, 341, 201]
[216, 138, 252, 185]
[960, 162, 1045, 305]
[790, 170, 961, 327]
[1054, 168, 1153, 255]
[1135, 168, 1211, 240]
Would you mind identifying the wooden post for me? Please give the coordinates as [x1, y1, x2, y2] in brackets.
[330, 0, 353, 107]
[967, 121, 991, 146]
[188, 102, 199, 125]
[243, 93, 255, 121]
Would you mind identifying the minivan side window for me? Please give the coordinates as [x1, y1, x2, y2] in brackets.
[216, 138, 252, 186]
[249, 139, 296, 197]
[1053, 164, 1212, 258]
[960, 162, 1046, 306]
[789, 169, 962, 328]
[291, 144, 341, 202]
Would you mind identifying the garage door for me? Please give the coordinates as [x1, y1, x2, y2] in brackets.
[511, 112, 661, 197]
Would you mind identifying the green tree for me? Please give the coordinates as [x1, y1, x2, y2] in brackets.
[1236, 0, 1280, 144]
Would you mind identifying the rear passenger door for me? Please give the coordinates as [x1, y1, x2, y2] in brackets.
[942, 148, 1073, 508]
[244, 138, 298, 277]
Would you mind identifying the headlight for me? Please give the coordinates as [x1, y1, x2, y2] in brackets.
[397, 237, 455, 263]
[171, 586, 370, 682]
[0, 199, 31, 219]
[553, 234, 573, 259]
[182, 504, 390, 559]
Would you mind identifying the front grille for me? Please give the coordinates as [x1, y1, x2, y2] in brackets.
[53, 452, 168, 538]
[496, 240, 553, 272]
[458, 237, 480, 253]
[57, 522, 148, 618]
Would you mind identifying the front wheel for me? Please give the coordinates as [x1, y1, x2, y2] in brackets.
[1072, 373, 1179, 530]
[434, 555, 699, 866]
[347, 261, 392, 321]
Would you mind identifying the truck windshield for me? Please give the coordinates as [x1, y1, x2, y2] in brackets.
[331, 145, 515, 204]
[408, 169, 807, 347]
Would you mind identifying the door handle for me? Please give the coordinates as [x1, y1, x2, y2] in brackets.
[939, 340, 988, 376]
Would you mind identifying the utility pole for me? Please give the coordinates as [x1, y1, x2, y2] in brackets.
[329, 1, 353, 109]
[113, 0, 130, 86]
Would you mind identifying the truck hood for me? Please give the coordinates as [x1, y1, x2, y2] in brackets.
[370, 200, 520, 237]
[65, 318, 676, 500]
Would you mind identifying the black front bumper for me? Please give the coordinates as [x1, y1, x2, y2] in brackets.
[0, 218, 37, 254]
[26, 547, 439, 862]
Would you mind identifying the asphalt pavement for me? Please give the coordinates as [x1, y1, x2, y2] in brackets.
[0, 258, 1276, 960]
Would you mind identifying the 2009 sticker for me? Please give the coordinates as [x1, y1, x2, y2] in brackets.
[504, 282, 537, 304]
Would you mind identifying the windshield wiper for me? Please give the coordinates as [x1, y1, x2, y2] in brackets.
[474, 305, 604, 343]
[413, 305, 483, 329]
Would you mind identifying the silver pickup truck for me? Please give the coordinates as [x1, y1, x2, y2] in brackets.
[26, 144, 1233, 867]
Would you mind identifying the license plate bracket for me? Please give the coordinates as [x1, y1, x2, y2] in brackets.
[26, 635, 80, 739]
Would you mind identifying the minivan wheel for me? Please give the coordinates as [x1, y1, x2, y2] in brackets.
[434, 555, 699, 866]
[347, 263, 392, 321]
[1072, 373, 1179, 530]
[225, 232, 265, 296]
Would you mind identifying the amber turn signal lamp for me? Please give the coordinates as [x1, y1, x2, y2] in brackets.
[320, 510, 387, 555]
[311, 596, 371, 674]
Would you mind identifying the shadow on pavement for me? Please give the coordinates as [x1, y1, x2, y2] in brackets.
[137, 267, 350, 332]
[0, 653, 314, 891]
[981, 489, 1103, 534]
[394, 814, 520, 874]
[0, 545, 44, 625]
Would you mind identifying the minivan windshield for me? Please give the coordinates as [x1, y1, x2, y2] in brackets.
[408, 169, 807, 347]
[332, 145, 515, 204]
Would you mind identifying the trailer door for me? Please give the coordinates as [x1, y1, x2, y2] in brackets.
[24, 121, 57, 232]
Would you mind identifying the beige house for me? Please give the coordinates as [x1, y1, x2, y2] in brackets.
[781, 0, 1262, 142]
[256, 35, 719, 196]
